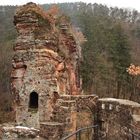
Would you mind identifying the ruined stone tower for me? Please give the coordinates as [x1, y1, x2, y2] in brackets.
[1, 3, 138, 140]
[11, 2, 82, 128]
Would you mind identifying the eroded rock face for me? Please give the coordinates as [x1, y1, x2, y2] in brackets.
[11, 2, 82, 128]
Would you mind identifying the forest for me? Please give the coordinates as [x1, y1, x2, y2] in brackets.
[0, 3, 140, 117]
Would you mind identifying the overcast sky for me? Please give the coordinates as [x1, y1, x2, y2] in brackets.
[0, 0, 140, 11]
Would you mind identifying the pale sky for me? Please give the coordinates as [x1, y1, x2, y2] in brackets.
[0, 0, 140, 11]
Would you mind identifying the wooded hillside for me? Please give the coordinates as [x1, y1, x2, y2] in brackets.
[0, 3, 140, 110]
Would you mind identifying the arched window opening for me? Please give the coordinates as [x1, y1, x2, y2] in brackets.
[29, 91, 38, 109]
[23, 64, 27, 70]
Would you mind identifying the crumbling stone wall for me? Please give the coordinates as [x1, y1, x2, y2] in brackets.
[11, 2, 82, 128]
[40, 94, 98, 139]
[97, 98, 140, 140]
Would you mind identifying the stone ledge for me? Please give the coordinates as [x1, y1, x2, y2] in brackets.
[40, 122, 64, 126]
[99, 98, 140, 107]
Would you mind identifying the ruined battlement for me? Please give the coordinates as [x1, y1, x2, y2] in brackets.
[97, 98, 140, 139]
[98, 98, 140, 114]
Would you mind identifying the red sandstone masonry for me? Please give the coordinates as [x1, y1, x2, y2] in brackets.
[11, 2, 82, 128]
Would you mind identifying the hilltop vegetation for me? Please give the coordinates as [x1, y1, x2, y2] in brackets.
[0, 3, 140, 113]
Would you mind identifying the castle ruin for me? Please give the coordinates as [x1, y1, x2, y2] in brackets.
[0, 2, 140, 140]
[9, 2, 98, 139]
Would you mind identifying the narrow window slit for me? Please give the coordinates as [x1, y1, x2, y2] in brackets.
[29, 91, 38, 112]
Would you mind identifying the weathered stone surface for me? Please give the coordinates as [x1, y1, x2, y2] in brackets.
[49, 95, 98, 138]
[97, 98, 140, 140]
[0, 124, 40, 140]
[11, 2, 82, 129]
[40, 122, 64, 139]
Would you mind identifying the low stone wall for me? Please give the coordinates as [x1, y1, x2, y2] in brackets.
[97, 98, 140, 140]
